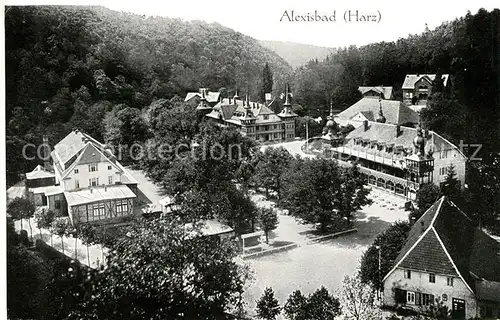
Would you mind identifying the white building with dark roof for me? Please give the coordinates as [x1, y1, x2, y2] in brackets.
[383, 196, 500, 319]
[402, 74, 450, 109]
[198, 86, 298, 142]
[26, 130, 139, 225]
[326, 120, 466, 199]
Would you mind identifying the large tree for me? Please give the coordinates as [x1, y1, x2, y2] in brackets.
[253, 147, 293, 200]
[359, 221, 412, 291]
[260, 62, 274, 102]
[283, 287, 341, 320]
[409, 183, 440, 222]
[103, 105, 149, 163]
[62, 216, 249, 320]
[7, 197, 36, 241]
[256, 287, 281, 320]
[282, 159, 370, 232]
[338, 274, 380, 320]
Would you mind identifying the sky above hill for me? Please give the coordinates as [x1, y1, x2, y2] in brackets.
[5, 0, 499, 47]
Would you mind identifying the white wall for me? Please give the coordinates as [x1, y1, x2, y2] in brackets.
[62, 161, 123, 191]
[383, 268, 478, 318]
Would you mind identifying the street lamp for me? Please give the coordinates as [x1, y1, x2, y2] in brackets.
[303, 121, 309, 153]
[375, 245, 382, 300]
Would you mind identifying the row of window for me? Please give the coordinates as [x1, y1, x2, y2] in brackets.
[75, 199, 130, 223]
[404, 269, 454, 286]
[74, 176, 113, 189]
[73, 164, 113, 174]
[406, 291, 434, 306]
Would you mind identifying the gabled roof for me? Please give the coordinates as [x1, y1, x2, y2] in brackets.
[402, 74, 450, 89]
[384, 196, 500, 297]
[26, 165, 54, 180]
[51, 130, 138, 184]
[336, 98, 419, 125]
[358, 86, 393, 99]
[185, 91, 220, 103]
[207, 98, 285, 125]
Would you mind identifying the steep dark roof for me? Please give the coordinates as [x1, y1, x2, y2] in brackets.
[391, 198, 443, 270]
[399, 229, 456, 275]
[385, 196, 500, 297]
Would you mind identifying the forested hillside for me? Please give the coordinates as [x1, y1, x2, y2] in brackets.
[259, 40, 336, 68]
[293, 8, 500, 148]
[5, 5, 292, 184]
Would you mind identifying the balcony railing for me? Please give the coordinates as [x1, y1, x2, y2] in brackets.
[333, 145, 407, 169]
[335, 158, 419, 191]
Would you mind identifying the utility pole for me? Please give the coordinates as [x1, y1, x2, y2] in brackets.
[305, 120, 309, 153]
[375, 245, 381, 300]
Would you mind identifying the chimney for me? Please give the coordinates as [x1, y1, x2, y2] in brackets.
[363, 120, 368, 132]
[42, 135, 51, 170]
[396, 125, 401, 137]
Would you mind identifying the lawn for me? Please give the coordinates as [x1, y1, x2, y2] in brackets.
[242, 187, 408, 318]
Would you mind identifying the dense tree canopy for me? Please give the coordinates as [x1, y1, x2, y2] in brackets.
[5, 5, 291, 185]
[359, 221, 412, 291]
[62, 216, 249, 320]
[281, 159, 371, 232]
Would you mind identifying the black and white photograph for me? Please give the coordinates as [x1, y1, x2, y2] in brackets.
[3, 0, 500, 319]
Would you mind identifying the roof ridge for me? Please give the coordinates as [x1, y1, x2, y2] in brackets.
[382, 225, 434, 282]
[431, 226, 476, 296]
[429, 196, 446, 227]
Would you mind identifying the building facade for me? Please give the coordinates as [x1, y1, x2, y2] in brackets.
[25, 130, 139, 225]
[383, 196, 500, 319]
[326, 119, 466, 200]
[197, 87, 298, 142]
[402, 74, 450, 108]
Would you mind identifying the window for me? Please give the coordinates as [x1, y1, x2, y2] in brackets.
[422, 293, 434, 306]
[92, 203, 105, 220]
[89, 163, 97, 172]
[108, 176, 113, 185]
[429, 273, 435, 283]
[116, 199, 129, 216]
[74, 168, 79, 174]
[406, 291, 415, 304]
[75, 180, 80, 189]
[54, 195, 61, 209]
[89, 177, 99, 187]
[447, 277, 454, 286]
[404, 270, 411, 279]
[108, 165, 112, 170]
[263, 115, 269, 120]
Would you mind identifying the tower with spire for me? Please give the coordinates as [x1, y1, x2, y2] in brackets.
[196, 88, 213, 113]
[376, 98, 386, 123]
[405, 121, 434, 189]
[320, 100, 343, 151]
[277, 84, 298, 141]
